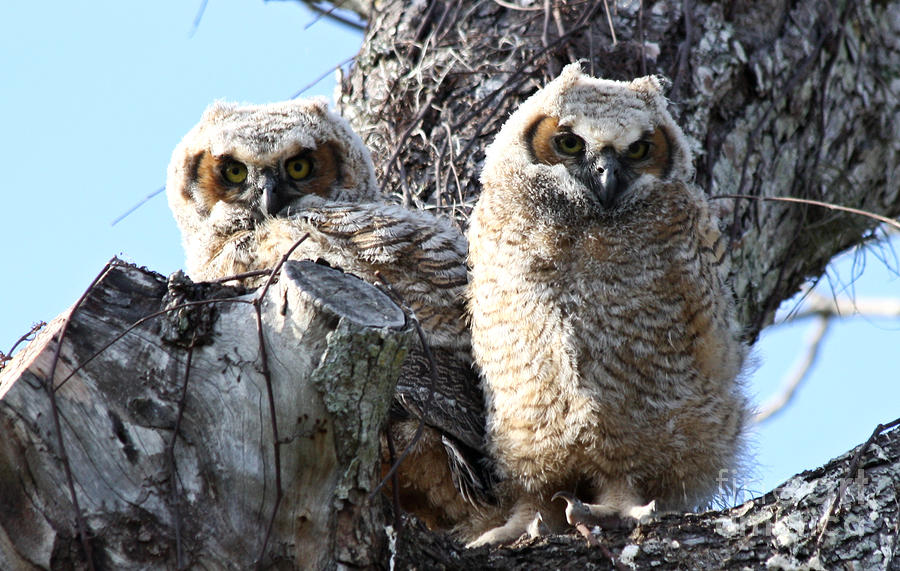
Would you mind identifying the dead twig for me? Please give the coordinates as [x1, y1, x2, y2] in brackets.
[492, 0, 543, 11]
[712, 194, 900, 232]
[368, 273, 440, 500]
[110, 186, 165, 226]
[601, 0, 617, 45]
[380, 93, 438, 194]
[290, 55, 356, 100]
[303, 1, 366, 31]
[638, 0, 646, 76]
[541, 0, 552, 76]
[252, 234, 309, 569]
[188, 0, 209, 38]
[776, 292, 900, 324]
[813, 417, 900, 551]
[755, 317, 830, 423]
[0, 321, 46, 369]
[209, 269, 273, 283]
[168, 335, 196, 570]
[670, 0, 692, 96]
[45, 262, 117, 571]
[384, 418, 403, 532]
[54, 295, 253, 393]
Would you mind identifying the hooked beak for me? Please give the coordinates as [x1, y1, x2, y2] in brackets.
[589, 151, 622, 209]
[259, 177, 280, 216]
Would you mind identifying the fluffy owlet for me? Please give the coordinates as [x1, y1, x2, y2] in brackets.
[166, 99, 491, 532]
[466, 64, 749, 546]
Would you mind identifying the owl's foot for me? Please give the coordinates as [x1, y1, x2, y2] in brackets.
[552, 491, 656, 532]
[465, 503, 537, 548]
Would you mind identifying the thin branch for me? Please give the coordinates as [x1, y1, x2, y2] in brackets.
[110, 186, 165, 226]
[252, 233, 309, 569]
[368, 273, 440, 500]
[0, 321, 46, 369]
[541, 0, 551, 50]
[252, 298, 282, 571]
[45, 263, 117, 571]
[290, 55, 356, 100]
[670, 0, 692, 95]
[712, 194, 900, 232]
[601, 0, 617, 45]
[552, 3, 577, 64]
[813, 416, 900, 551]
[638, 0, 646, 76]
[188, 0, 209, 38]
[303, 1, 366, 31]
[209, 269, 273, 284]
[54, 296, 253, 392]
[776, 293, 900, 324]
[168, 336, 196, 570]
[492, 0, 543, 11]
[380, 93, 438, 193]
[755, 317, 830, 423]
[385, 418, 403, 533]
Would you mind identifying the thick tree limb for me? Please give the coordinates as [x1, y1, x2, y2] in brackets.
[390, 423, 900, 569]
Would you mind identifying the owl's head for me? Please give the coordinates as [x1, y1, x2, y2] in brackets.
[482, 63, 693, 216]
[167, 98, 377, 242]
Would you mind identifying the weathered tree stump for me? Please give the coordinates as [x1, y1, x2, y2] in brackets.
[0, 258, 411, 569]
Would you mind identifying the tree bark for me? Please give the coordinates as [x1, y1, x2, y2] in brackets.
[338, 0, 900, 341]
[390, 422, 900, 569]
[0, 259, 410, 569]
[2, 1, 900, 568]
[1, 259, 897, 568]
[331, 0, 900, 565]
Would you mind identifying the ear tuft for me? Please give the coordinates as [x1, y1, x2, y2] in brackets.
[202, 100, 237, 123]
[630, 75, 670, 96]
[307, 96, 330, 114]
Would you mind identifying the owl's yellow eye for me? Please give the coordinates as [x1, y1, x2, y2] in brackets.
[554, 133, 585, 155]
[285, 156, 313, 180]
[625, 141, 651, 161]
[221, 160, 248, 184]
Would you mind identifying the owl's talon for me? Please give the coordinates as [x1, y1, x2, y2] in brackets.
[526, 511, 549, 538]
[552, 491, 649, 532]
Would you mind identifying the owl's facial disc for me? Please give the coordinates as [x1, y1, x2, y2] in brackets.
[527, 114, 677, 211]
[194, 142, 345, 220]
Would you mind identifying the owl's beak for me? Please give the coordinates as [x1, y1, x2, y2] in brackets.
[590, 152, 622, 208]
[260, 178, 281, 216]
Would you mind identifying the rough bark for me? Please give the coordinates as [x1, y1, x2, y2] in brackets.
[338, 0, 900, 341]
[331, 1, 900, 566]
[0, 259, 411, 569]
[1, 259, 897, 568]
[391, 422, 900, 569]
[2, 1, 900, 568]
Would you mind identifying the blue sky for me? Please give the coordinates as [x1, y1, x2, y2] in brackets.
[2, 1, 897, 499]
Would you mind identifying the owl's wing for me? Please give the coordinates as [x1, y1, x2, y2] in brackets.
[394, 346, 486, 451]
[263, 198, 470, 353]
[394, 346, 494, 504]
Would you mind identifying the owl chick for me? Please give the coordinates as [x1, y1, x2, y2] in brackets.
[466, 64, 749, 546]
[166, 99, 492, 532]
